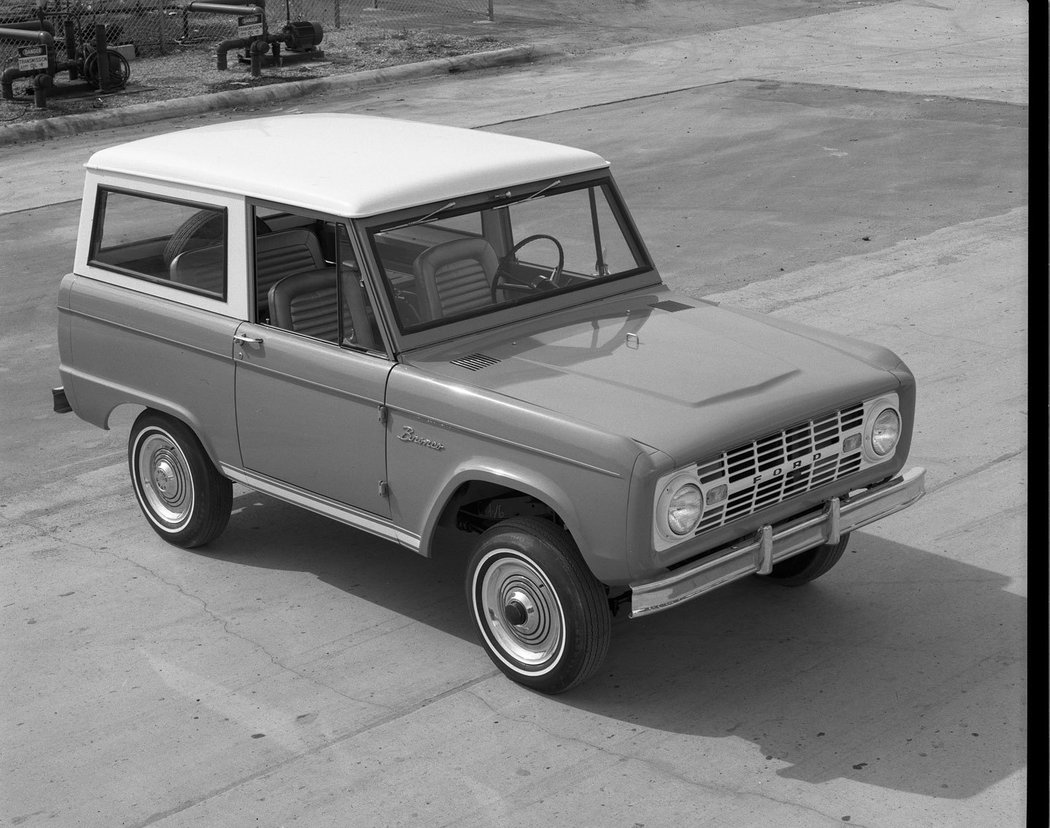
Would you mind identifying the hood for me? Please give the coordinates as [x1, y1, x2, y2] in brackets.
[407, 290, 904, 464]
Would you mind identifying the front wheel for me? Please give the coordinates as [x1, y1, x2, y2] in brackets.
[466, 517, 611, 694]
[762, 533, 851, 586]
[128, 411, 232, 548]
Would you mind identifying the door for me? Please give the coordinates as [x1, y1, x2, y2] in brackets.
[233, 207, 393, 518]
[233, 323, 392, 517]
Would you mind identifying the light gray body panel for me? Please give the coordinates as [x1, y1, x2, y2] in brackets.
[232, 322, 394, 518]
[384, 364, 649, 584]
[407, 287, 910, 466]
[57, 273, 240, 466]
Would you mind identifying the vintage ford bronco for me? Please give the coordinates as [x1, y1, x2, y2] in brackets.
[55, 114, 925, 693]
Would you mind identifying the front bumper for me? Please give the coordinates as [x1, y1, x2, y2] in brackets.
[629, 466, 926, 618]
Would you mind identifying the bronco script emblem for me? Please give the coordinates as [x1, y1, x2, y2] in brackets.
[398, 426, 446, 451]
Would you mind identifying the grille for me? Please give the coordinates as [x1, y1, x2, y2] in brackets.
[451, 353, 502, 371]
[693, 403, 865, 532]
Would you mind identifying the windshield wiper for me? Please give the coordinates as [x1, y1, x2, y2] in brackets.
[383, 200, 457, 233]
[492, 179, 562, 209]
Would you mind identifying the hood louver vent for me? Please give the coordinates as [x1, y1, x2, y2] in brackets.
[649, 300, 693, 312]
[451, 353, 502, 371]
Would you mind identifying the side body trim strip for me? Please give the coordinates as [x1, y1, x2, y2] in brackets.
[221, 464, 422, 552]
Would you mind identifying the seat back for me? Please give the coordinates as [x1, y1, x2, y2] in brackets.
[412, 237, 499, 320]
[169, 244, 225, 296]
[169, 227, 328, 314]
[255, 228, 327, 315]
[268, 270, 340, 342]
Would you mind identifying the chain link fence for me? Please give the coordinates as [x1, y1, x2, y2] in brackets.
[2, 0, 492, 64]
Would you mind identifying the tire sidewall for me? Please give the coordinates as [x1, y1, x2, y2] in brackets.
[128, 411, 230, 547]
[466, 519, 609, 693]
[129, 420, 198, 537]
[469, 545, 568, 679]
[765, 533, 850, 586]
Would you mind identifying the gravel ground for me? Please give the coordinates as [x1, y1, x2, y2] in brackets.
[0, 26, 511, 125]
[1, 0, 888, 127]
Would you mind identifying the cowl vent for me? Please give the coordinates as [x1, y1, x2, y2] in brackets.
[649, 300, 693, 312]
[451, 353, 502, 371]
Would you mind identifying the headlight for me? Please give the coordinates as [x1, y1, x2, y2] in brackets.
[870, 407, 901, 455]
[654, 472, 705, 548]
[860, 394, 902, 462]
[666, 482, 703, 536]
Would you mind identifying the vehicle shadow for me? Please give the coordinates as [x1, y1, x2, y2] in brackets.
[208, 489, 479, 640]
[570, 536, 1026, 800]
[204, 489, 1025, 801]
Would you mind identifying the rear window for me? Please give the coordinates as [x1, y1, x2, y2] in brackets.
[90, 188, 227, 300]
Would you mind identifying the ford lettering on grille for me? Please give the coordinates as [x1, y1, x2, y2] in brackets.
[693, 403, 865, 532]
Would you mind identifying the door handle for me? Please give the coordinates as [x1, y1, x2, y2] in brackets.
[233, 333, 264, 345]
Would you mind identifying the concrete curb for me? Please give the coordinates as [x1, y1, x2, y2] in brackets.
[0, 44, 562, 146]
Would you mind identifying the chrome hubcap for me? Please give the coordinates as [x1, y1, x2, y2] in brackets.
[153, 459, 177, 496]
[137, 432, 194, 528]
[503, 588, 537, 630]
[479, 553, 563, 668]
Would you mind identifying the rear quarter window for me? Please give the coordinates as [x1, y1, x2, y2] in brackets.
[90, 189, 228, 300]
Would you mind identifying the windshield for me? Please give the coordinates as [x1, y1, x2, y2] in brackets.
[367, 180, 649, 334]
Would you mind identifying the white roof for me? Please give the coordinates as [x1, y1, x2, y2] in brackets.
[86, 113, 610, 217]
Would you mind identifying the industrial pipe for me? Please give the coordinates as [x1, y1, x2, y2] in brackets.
[249, 36, 268, 76]
[32, 71, 52, 109]
[0, 27, 55, 47]
[215, 30, 269, 75]
[215, 35, 247, 71]
[1, 66, 48, 102]
[1, 58, 76, 107]
[215, 37, 239, 70]
[64, 19, 79, 81]
[0, 29, 55, 101]
[184, 2, 265, 17]
[188, 1, 267, 71]
[0, 20, 54, 34]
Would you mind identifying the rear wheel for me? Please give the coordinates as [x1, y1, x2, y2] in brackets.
[466, 517, 610, 694]
[128, 411, 232, 548]
[763, 533, 850, 586]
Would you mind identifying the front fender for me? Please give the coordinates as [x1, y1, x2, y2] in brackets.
[385, 366, 645, 584]
[405, 451, 638, 585]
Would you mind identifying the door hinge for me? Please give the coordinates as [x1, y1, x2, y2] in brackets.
[377, 404, 388, 425]
[378, 480, 389, 498]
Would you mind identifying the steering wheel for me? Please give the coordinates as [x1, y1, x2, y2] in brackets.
[491, 234, 565, 302]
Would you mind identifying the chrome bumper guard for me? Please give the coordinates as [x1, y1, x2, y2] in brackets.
[630, 466, 926, 619]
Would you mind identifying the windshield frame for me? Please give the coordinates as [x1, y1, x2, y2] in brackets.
[356, 169, 661, 354]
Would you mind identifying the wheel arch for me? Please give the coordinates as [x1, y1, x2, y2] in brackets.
[127, 407, 233, 547]
[418, 463, 586, 562]
[96, 396, 225, 471]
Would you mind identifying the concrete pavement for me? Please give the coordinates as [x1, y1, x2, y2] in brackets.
[0, 0, 1028, 203]
[0, 0, 1028, 825]
[0, 45, 560, 147]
